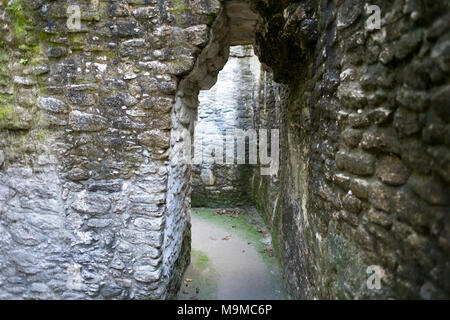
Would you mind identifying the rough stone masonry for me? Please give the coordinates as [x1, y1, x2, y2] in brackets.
[192, 44, 260, 207]
[0, 0, 448, 299]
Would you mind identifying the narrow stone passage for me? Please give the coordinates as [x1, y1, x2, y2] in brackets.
[178, 208, 284, 300]
[0, 0, 448, 301]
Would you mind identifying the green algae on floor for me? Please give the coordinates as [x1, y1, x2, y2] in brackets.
[178, 207, 286, 300]
[177, 249, 218, 300]
[191, 207, 277, 269]
[193, 249, 211, 270]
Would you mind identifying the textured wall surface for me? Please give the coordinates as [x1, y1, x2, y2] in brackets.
[0, 0, 449, 300]
[249, 0, 450, 299]
[249, 70, 284, 237]
[0, 0, 220, 299]
[192, 45, 260, 207]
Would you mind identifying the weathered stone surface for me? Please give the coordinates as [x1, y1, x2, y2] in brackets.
[120, 229, 163, 247]
[401, 139, 432, 174]
[367, 108, 394, 125]
[343, 192, 363, 214]
[408, 174, 449, 205]
[191, 47, 262, 206]
[0, 106, 33, 130]
[133, 266, 161, 283]
[361, 126, 401, 155]
[133, 217, 164, 231]
[335, 150, 375, 176]
[369, 182, 392, 213]
[71, 191, 112, 215]
[396, 88, 429, 112]
[130, 204, 161, 216]
[30, 283, 50, 294]
[37, 97, 68, 114]
[337, 0, 362, 30]
[350, 178, 369, 200]
[367, 208, 392, 228]
[342, 128, 363, 148]
[138, 130, 170, 150]
[139, 96, 173, 113]
[87, 219, 112, 228]
[100, 284, 123, 299]
[394, 108, 421, 136]
[86, 180, 122, 193]
[376, 156, 410, 186]
[334, 210, 359, 227]
[69, 111, 109, 132]
[334, 172, 351, 190]
[348, 112, 370, 128]
[431, 85, 450, 123]
[395, 30, 423, 60]
[45, 47, 67, 58]
[67, 92, 96, 106]
[13, 76, 36, 86]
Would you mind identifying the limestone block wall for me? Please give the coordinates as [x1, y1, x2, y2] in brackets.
[191, 45, 260, 207]
[0, 0, 219, 299]
[250, 0, 450, 299]
[249, 70, 284, 232]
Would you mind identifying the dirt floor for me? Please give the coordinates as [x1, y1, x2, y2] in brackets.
[177, 208, 285, 300]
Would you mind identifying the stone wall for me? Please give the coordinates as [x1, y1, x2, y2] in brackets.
[249, 70, 284, 237]
[0, 0, 220, 299]
[249, 0, 450, 299]
[192, 45, 260, 207]
[0, 0, 449, 300]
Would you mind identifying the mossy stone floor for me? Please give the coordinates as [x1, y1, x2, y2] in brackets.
[177, 207, 285, 300]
